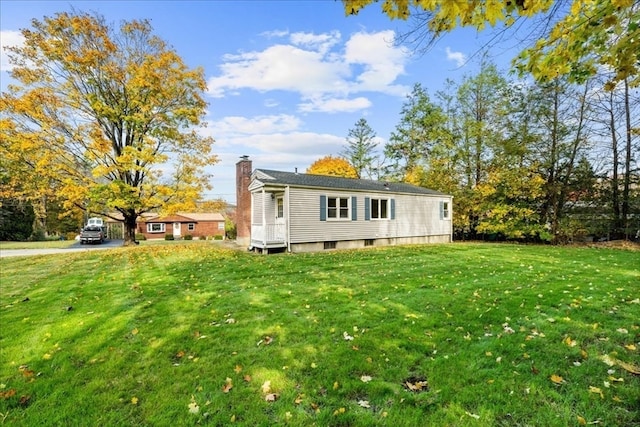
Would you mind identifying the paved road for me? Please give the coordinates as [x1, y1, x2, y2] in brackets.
[0, 239, 125, 258]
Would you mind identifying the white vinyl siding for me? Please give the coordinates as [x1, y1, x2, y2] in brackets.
[284, 188, 452, 244]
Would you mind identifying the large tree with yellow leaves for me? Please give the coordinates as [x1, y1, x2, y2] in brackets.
[343, 0, 639, 88]
[307, 155, 359, 178]
[0, 11, 217, 244]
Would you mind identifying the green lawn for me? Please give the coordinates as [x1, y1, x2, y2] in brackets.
[0, 240, 77, 250]
[1, 243, 638, 426]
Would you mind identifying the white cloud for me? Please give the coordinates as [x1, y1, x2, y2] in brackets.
[298, 96, 372, 113]
[445, 47, 467, 68]
[1, 30, 25, 72]
[206, 29, 410, 112]
[207, 114, 302, 137]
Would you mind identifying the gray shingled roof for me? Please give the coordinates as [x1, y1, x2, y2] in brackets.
[254, 169, 448, 196]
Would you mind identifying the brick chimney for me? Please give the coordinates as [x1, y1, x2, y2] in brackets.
[236, 155, 252, 246]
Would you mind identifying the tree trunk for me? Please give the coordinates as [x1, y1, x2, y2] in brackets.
[608, 91, 621, 238]
[622, 79, 632, 239]
[122, 210, 138, 245]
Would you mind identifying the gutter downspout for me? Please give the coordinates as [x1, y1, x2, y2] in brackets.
[261, 188, 266, 248]
[286, 186, 291, 252]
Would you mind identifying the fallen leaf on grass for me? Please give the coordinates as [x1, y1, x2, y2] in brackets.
[617, 360, 640, 375]
[563, 336, 577, 347]
[624, 344, 637, 351]
[358, 400, 371, 408]
[294, 394, 304, 404]
[261, 380, 271, 394]
[265, 393, 279, 402]
[0, 389, 16, 399]
[188, 400, 199, 414]
[222, 377, 233, 393]
[598, 354, 640, 374]
[550, 374, 565, 384]
[234, 365, 242, 374]
[589, 386, 604, 398]
[577, 415, 587, 425]
[131, 328, 139, 335]
[360, 375, 372, 383]
[131, 397, 139, 405]
[465, 411, 480, 420]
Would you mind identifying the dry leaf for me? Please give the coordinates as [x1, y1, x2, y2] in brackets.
[243, 374, 252, 382]
[563, 336, 577, 347]
[550, 374, 564, 384]
[294, 394, 304, 404]
[131, 328, 139, 335]
[222, 377, 233, 393]
[234, 365, 242, 374]
[577, 415, 587, 425]
[131, 396, 139, 405]
[358, 400, 371, 408]
[624, 344, 637, 351]
[617, 360, 640, 375]
[588, 386, 604, 398]
[360, 375, 372, 383]
[261, 380, 272, 394]
[265, 393, 279, 402]
[188, 400, 199, 414]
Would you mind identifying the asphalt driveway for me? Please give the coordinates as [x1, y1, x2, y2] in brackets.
[0, 239, 125, 258]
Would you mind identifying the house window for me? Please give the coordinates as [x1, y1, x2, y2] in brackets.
[364, 239, 374, 247]
[276, 197, 284, 218]
[147, 223, 165, 233]
[188, 223, 195, 231]
[441, 201, 450, 220]
[218, 222, 225, 230]
[370, 198, 389, 219]
[327, 197, 350, 220]
[324, 241, 337, 250]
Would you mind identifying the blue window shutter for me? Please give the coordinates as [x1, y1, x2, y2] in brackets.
[364, 197, 370, 220]
[320, 195, 326, 221]
[391, 199, 395, 220]
[439, 201, 444, 220]
[351, 196, 357, 221]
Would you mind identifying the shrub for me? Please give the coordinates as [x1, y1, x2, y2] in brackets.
[29, 228, 47, 241]
[66, 232, 78, 241]
[135, 233, 146, 241]
[164, 233, 174, 240]
[214, 235, 223, 240]
[225, 218, 237, 240]
[183, 234, 193, 240]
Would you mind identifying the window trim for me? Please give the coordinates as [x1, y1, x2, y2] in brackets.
[441, 201, 450, 220]
[370, 198, 390, 220]
[188, 223, 195, 231]
[326, 196, 351, 221]
[276, 197, 284, 218]
[147, 223, 166, 233]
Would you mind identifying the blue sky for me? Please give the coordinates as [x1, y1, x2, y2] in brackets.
[1, 1, 521, 203]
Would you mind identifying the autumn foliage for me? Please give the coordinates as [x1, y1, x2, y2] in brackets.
[0, 12, 217, 244]
[343, 0, 639, 88]
[306, 155, 358, 178]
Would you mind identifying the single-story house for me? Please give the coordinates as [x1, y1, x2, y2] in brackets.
[235, 157, 453, 253]
[137, 213, 226, 240]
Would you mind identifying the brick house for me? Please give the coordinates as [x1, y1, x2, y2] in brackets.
[137, 212, 226, 239]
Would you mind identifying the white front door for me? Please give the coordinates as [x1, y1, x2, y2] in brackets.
[173, 222, 181, 238]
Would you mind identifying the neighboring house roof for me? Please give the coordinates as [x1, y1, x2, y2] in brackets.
[106, 212, 224, 223]
[145, 212, 225, 223]
[251, 169, 449, 196]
